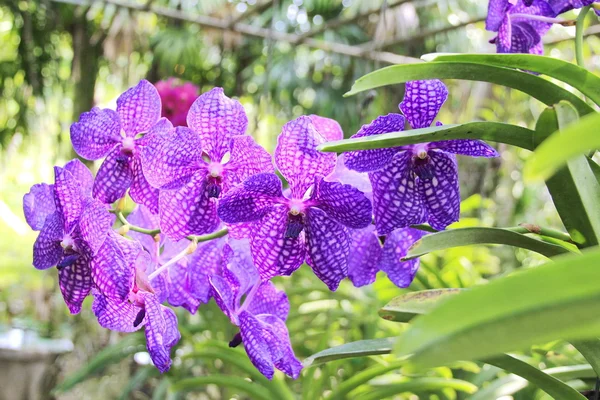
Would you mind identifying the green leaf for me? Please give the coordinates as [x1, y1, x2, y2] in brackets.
[119, 367, 158, 400]
[531, 104, 600, 246]
[344, 61, 594, 116]
[170, 375, 272, 399]
[356, 378, 478, 400]
[327, 360, 407, 399]
[405, 227, 570, 260]
[53, 334, 145, 393]
[483, 354, 586, 400]
[525, 111, 600, 182]
[571, 340, 600, 377]
[422, 53, 600, 106]
[395, 247, 600, 367]
[303, 337, 398, 367]
[318, 122, 537, 153]
[379, 289, 463, 323]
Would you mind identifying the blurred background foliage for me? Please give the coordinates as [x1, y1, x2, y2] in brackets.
[0, 0, 599, 399]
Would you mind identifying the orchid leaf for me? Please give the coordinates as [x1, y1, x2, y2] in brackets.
[357, 378, 478, 400]
[344, 61, 594, 116]
[303, 337, 398, 367]
[395, 248, 600, 367]
[422, 53, 600, 106]
[318, 122, 537, 153]
[405, 227, 570, 260]
[379, 289, 463, 323]
[170, 375, 272, 399]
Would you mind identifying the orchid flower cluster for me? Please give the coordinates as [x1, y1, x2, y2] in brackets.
[23, 78, 498, 378]
[486, 0, 599, 54]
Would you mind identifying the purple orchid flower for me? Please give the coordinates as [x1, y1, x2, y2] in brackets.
[348, 226, 426, 288]
[70, 80, 171, 212]
[344, 80, 498, 235]
[91, 230, 181, 373]
[486, 0, 556, 54]
[23, 160, 112, 313]
[126, 205, 225, 313]
[209, 240, 302, 379]
[141, 87, 274, 241]
[218, 116, 373, 291]
[547, 0, 597, 14]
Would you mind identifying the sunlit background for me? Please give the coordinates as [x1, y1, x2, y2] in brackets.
[1, 0, 599, 399]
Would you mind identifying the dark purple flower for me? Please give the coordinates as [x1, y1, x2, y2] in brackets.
[348, 225, 426, 289]
[70, 80, 171, 212]
[344, 80, 498, 234]
[547, 0, 597, 15]
[141, 87, 273, 240]
[486, 0, 555, 54]
[24, 160, 111, 313]
[126, 205, 225, 313]
[209, 240, 302, 379]
[92, 287, 180, 373]
[218, 116, 373, 290]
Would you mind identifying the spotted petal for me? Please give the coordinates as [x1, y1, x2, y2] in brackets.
[379, 228, 425, 288]
[141, 292, 180, 373]
[370, 151, 425, 235]
[247, 282, 290, 321]
[305, 208, 350, 291]
[326, 154, 373, 198]
[92, 290, 145, 332]
[117, 80, 162, 137]
[70, 107, 121, 160]
[239, 311, 275, 379]
[64, 159, 94, 196]
[59, 255, 93, 314]
[78, 198, 112, 255]
[309, 115, 343, 141]
[311, 177, 372, 229]
[347, 226, 382, 287]
[275, 116, 336, 197]
[431, 140, 499, 157]
[257, 314, 302, 379]
[486, 0, 511, 31]
[93, 147, 134, 204]
[91, 232, 137, 301]
[210, 275, 237, 322]
[23, 183, 56, 231]
[33, 212, 64, 270]
[141, 126, 204, 189]
[159, 172, 219, 240]
[218, 173, 283, 224]
[127, 205, 160, 254]
[420, 151, 460, 230]
[130, 157, 160, 213]
[250, 205, 305, 280]
[187, 87, 248, 161]
[344, 114, 406, 173]
[54, 166, 85, 232]
[399, 80, 448, 129]
[166, 261, 200, 314]
[188, 239, 225, 303]
[225, 135, 275, 192]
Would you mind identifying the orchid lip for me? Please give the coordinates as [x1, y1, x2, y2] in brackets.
[61, 234, 75, 250]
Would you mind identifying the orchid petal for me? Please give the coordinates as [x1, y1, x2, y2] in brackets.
[59, 255, 93, 314]
[247, 282, 290, 321]
[309, 115, 343, 141]
[399, 80, 448, 129]
[218, 173, 283, 224]
[70, 107, 121, 160]
[64, 159, 94, 196]
[344, 114, 406, 173]
[91, 232, 138, 302]
[225, 135, 274, 192]
[312, 177, 372, 229]
[379, 228, 425, 288]
[53, 166, 85, 232]
[239, 311, 275, 379]
[78, 198, 112, 255]
[347, 225, 382, 287]
[33, 212, 64, 270]
[187, 87, 248, 161]
[92, 147, 134, 204]
[420, 151, 460, 230]
[431, 140, 499, 157]
[23, 183, 56, 231]
[130, 157, 160, 214]
[117, 80, 162, 137]
[92, 290, 145, 332]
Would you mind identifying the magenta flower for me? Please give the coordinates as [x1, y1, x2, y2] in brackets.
[127, 205, 225, 313]
[345, 80, 498, 234]
[209, 240, 302, 379]
[23, 160, 112, 313]
[218, 116, 372, 290]
[141, 87, 273, 240]
[155, 78, 199, 127]
[70, 80, 171, 212]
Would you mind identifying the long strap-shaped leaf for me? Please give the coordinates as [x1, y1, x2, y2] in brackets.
[423, 53, 600, 106]
[394, 247, 600, 368]
[170, 375, 272, 399]
[344, 61, 594, 116]
[318, 122, 537, 153]
[404, 227, 571, 260]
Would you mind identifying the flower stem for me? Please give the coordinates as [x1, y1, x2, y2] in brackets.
[237, 281, 261, 315]
[509, 13, 575, 26]
[148, 239, 198, 281]
[575, 6, 591, 68]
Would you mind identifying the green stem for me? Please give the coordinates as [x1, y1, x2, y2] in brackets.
[575, 6, 591, 68]
[110, 209, 228, 242]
